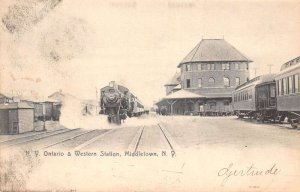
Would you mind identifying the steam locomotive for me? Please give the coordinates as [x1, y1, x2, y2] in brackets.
[232, 56, 300, 128]
[99, 81, 146, 124]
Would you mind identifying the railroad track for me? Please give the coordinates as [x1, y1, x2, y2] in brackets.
[1, 128, 81, 148]
[2, 124, 179, 152]
[129, 124, 178, 153]
[0, 129, 66, 143]
[41, 129, 97, 149]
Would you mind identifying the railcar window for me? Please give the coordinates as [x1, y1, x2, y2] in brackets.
[288, 76, 293, 94]
[280, 79, 283, 95]
[270, 85, 276, 98]
[294, 74, 299, 93]
[249, 93, 252, 100]
[198, 78, 202, 88]
[207, 63, 215, 70]
[283, 78, 287, 95]
[277, 80, 280, 96]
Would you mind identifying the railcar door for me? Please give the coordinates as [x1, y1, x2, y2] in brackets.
[256, 85, 269, 110]
[256, 83, 276, 110]
[269, 84, 276, 108]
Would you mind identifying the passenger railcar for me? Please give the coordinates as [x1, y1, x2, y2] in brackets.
[232, 74, 277, 121]
[233, 56, 300, 128]
[275, 56, 300, 128]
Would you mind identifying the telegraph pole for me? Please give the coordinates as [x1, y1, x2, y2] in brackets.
[267, 64, 273, 74]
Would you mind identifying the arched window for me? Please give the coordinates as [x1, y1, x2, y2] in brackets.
[208, 77, 215, 87]
[224, 77, 230, 87]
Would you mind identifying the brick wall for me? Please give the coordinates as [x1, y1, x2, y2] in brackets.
[180, 61, 249, 90]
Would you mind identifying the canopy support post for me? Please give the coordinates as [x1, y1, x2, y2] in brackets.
[167, 99, 177, 115]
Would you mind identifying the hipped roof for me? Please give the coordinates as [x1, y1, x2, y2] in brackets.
[165, 72, 180, 86]
[178, 39, 252, 67]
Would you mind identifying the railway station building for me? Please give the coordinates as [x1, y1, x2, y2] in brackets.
[157, 39, 252, 115]
[0, 102, 34, 134]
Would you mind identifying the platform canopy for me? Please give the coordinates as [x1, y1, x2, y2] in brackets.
[164, 89, 204, 99]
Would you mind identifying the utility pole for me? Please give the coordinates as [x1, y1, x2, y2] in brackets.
[267, 64, 273, 74]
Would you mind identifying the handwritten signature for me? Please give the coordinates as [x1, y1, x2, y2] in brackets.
[218, 163, 280, 184]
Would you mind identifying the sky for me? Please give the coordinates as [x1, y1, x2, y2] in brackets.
[0, 0, 299, 107]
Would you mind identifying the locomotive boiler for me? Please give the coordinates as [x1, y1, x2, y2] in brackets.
[100, 81, 146, 124]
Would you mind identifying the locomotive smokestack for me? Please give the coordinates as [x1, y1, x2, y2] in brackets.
[109, 81, 118, 90]
[109, 81, 115, 87]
